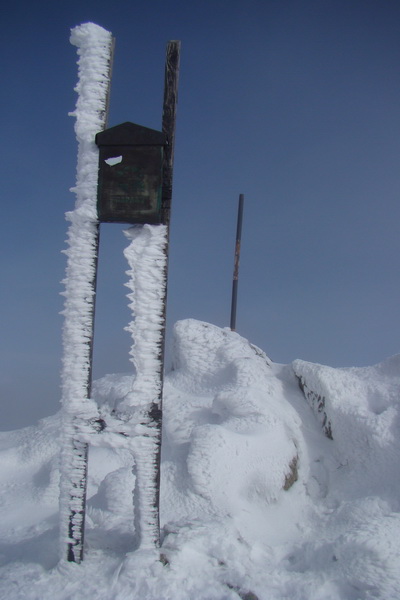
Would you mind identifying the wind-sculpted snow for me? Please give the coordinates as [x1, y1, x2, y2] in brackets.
[293, 356, 400, 500]
[1, 320, 400, 598]
[163, 320, 302, 524]
[170, 319, 271, 394]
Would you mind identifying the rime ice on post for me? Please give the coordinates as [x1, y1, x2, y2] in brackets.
[123, 224, 168, 548]
[59, 31, 179, 561]
[121, 41, 180, 549]
[59, 22, 113, 563]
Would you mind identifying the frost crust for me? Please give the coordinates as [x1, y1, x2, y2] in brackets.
[59, 22, 113, 561]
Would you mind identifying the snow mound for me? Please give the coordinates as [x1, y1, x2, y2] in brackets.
[163, 320, 302, 524]
[1, 319, 400, 598]
[293, 356, 400, 501]
[170, 319, 271, 393]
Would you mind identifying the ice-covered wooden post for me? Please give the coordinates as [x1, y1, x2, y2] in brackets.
[59, 23, 114, 564]
[105, 41, 180, 550]
[59, 29, 179, 561]
[152, 38, 180, 543]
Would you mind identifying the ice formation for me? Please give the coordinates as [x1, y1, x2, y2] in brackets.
[59, 22, 113, 562]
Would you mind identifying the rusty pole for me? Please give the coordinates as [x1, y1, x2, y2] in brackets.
[230, 194, 244, 331]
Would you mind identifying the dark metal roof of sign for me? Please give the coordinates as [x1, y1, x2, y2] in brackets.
[95, 122, 167, 146]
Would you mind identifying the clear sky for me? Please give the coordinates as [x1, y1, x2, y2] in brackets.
[2, 0, 400, 429]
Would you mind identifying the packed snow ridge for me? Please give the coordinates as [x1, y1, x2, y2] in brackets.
[1, 318, 400, 599]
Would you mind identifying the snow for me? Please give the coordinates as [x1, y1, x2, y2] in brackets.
[121, 224, 168, 549]
[293, 357, 400, 502]
[123, 224, 167, 412]
[1, 318, 400, 598]
[59, 22, 113, 562]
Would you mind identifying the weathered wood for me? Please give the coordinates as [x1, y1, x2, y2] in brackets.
[161, 41, 181, 227]
[150, 40, 181, 542]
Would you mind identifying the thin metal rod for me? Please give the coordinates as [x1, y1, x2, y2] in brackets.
[230, 194, 244, 331]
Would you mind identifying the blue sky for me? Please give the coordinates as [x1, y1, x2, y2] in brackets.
[2, 0, 400, 429]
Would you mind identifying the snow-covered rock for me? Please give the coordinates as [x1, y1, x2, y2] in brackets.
[293, 356, 400, 501]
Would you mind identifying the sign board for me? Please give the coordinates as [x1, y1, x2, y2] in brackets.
[95, 122, 167, 224]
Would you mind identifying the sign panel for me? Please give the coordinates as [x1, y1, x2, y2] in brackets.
[97, 145, 163, 223]
[95, 122, 166, 224]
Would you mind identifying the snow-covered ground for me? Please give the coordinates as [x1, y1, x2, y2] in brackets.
[1, 318, 400, 599]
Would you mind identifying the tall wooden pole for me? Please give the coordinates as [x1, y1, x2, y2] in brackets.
[121, 41, 180, 551]
[60, 30, 115, 564]
[230, 194, 244, 331]
[161, 40, 181, 228]
[152, 40, 181, 541]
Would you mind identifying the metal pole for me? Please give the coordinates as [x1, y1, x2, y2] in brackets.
[230, 194, 244, 331]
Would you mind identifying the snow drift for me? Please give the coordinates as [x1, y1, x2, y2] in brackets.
[1, 319, 400, 599]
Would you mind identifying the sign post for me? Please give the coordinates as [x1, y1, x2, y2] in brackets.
[153, 39, 181, 540]
[60, 31, 180, 561]
[59, 24, 114, 564]
[93, 41, 180, 548]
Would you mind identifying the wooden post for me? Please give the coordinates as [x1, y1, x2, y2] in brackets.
[161, 40, 181, 228]
[61, 34, 115, 564]
[230, 194, 244, 331]
[152, 40, 181, 542]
